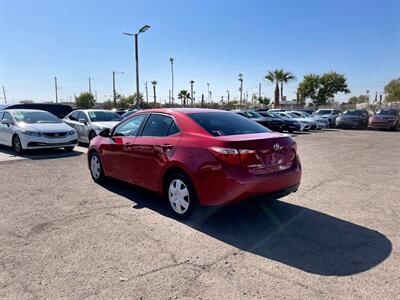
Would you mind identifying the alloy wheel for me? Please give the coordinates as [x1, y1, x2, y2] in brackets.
[90, 155, 101, 180]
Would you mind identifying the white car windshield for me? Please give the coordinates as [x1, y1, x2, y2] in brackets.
[87, 111, 123, 122]
[12, 111, 61, 124]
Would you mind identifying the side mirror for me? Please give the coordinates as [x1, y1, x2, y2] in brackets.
[1, 119, 10, 126]
[99, 128, 110, 137]
[78, 118, 87, 124]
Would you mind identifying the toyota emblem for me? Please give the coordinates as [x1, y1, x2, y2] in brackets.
[273, 143, 280, 151]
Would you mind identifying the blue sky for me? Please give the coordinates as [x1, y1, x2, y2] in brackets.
[0, 0, 399, 104]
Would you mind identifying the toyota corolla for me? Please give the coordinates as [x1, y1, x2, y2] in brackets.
[88, 109, 302, 218]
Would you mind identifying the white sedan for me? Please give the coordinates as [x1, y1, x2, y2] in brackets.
[0, 109, 78, 153]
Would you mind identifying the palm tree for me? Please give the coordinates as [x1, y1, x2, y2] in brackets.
[151, 81, 157, 105]
[280, 71, 296, 101]
[178, 90, 191, 107]
[265, 70, 281, 107]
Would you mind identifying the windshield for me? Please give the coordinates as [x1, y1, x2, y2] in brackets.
[285, 112, 298, 118]
[344, 110, 361, 116]
[316, 109, 332, 115]
[376, 109, 397, 116]
[244, 111, 263, 118]
[87, 111, 123, 122]
[189, 112, 271, 136]
[12, 111, 61, 124]
[266, 112, 281, 118]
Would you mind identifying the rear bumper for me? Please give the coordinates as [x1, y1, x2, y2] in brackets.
[195, 156, 302, 206]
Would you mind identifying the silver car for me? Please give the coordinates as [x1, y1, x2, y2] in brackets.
[63, 109, 123, 143]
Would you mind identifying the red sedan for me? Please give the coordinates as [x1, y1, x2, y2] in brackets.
[88, 109, 302, 218]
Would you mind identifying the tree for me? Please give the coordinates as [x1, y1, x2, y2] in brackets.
[178, 90, 191, 107]
[102, 99, 114, 110]
[117, 93, 143, 109]
[258, 97, 271, 108]
[75, 92, 96, 109]
[265, 69, 282, 107]
[348, 95, 369, 104]
[384, 78, 400, 104]
[297, 72, 350, 106]
[19, 99, 34, 104]
[280, 71, 296, 100]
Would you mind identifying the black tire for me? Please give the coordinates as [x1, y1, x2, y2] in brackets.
[165, 172, 198, 219]
[89, 151, 106, 183]
[392, 122, 399, 132]
[64, 146, 75, 152]
[88, 131, 96, 143]
[12, 135, 24, 154]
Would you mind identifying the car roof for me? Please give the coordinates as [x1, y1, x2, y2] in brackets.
[135, 108, 231, 114]
[1, 109, 49, 113]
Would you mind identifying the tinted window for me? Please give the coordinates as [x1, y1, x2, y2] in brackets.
[343, 110, 361, 115]
[113, 114, 146, 137]
[168, 121, 180, 135]
[244, 111, 263, 118]
[0, 112, 4, 120]
[87, 111, 123, 122]
[69, 111, 80, 121]
[3, 112, 13, 124]
[189, 112, 271, 136]
[376, 109, 397, 116]
[141, 114, 177, 137]
[316, 110, 332, 115]
[12, 111, 61, 124]
[78, 112, 89, 122]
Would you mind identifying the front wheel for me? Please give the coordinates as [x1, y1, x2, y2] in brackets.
[89, 152, 105, 183]
[12, 135, 24, 154]
[165, 173, 198, 219]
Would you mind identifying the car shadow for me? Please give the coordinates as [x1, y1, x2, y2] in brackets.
[100, 178, 392, 276]
[0, 145, 83, 160]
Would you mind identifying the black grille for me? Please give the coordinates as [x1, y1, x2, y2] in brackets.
[42, 132, 68, 138]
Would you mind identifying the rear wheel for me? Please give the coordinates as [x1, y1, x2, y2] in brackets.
[89, 152, 105, 183]
[165, 173, 198, 219]
[12, 135, 24, 154]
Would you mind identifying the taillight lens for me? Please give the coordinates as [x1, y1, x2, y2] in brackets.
[208, 147, 240, 164]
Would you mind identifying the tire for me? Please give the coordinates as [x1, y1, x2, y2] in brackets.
[165, 172, 198, 219]
[88, 131, 96, 143]
[12, 135, 24, 154]
[64, 146, 75, 152]
[89, 151, 106, 183]
[392, 122, 399, 132]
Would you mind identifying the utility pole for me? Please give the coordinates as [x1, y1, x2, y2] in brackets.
[207, 83, 210, 102]
[54, 77, 58, 103]
[258, 83, 261, 99]
[2, 86, 7, 104]
[113, 71, 116, 107]
[170, 58, 174, 105]
[238, 74, 243, 108]
[227, 90, 230, 106]
[201, 94, 205, 108]
[169, 89, 171, 105]
[89, 77, 92, 94]
[144, 81, 149, 104]
[190, 80, 194, 107]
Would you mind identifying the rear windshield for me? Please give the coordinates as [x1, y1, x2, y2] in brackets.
[376, 109, 397, 116]
[344, 110, 361, 115]
[315, 109, 332, 115]
[87, 111, 123, 122]
[188, 112, 271, 136]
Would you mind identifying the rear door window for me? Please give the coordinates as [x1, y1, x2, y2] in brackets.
[141, 114, 178, 137]
[189, 112, 271, 136]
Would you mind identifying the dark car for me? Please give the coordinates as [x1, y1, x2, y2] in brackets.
[88, 108, 301, 219]
[2, 103, 73, 119]
[368, 108, 400, 131]
[294, 109, 314, 115]
[335, 109, 369, 129]
[258, 111, 300, 133]
[233, 110, 284, 132]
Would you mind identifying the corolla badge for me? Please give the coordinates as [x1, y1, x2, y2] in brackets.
[273, 143, 280, 151]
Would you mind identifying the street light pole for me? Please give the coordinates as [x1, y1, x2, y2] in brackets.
[144, 81, 149, 104]
[170, 58, 174, 105]
[112, 71, 124, 108]
[123, 25, 151, 109]
[54, 77, 58, 103]
[238, 74, 243, 108]
[2, 86, 7, 104]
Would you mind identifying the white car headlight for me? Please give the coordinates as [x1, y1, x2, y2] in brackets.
[68, 130, 76, 135]
[22, 130, 41, 137]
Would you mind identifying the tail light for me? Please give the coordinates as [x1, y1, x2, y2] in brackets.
[208, 147, 240, 164]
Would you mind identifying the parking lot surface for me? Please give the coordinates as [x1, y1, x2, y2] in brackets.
[1, 130, 399, 299]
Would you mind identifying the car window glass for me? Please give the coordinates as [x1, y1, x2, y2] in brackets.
[168, 121, 180, 135]
[3, 112, 13, 124]
[69, 111, 80, 121]
[141, 114, 175, 137]
[0, 112, 4, 120]
[78, 112, 88, 122]
[113, 114, 146, 137]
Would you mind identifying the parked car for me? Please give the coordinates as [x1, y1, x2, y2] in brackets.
[314, 109, 341, 127]
[258, 111, 300, 133]
[2, 103, 73, 119]
[276, 112, 311, 131]
[88, 109, 302, 219]
[368, 108, 400, 131]
[122, 109, 139, 119]
[111, 108, 127, 116]
[232, 110, 284, 132]
[63, 109, 123, 143]
[291, 111, 329, 129]
[0, 109, 78, 153]
[294, 109, 315, 115]
[290, 111, 318, 130]
[335, 109, 369, 129]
